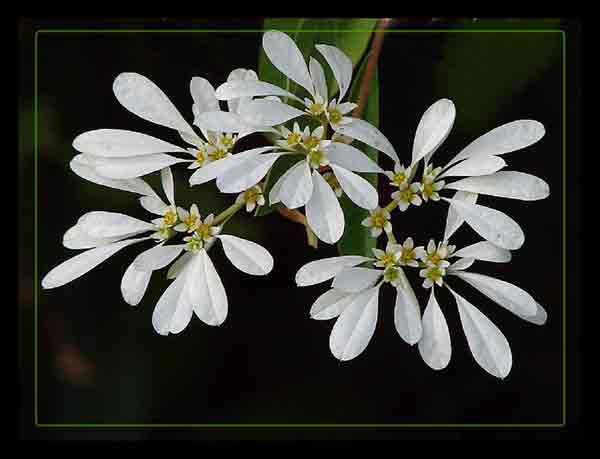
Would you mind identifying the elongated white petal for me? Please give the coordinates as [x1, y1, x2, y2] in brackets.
[263, 30, 314, 95]
[305, 170, 345, 244]
[445, 171, 550, 201]
[216, 152, 284, 193]
[113, 72, 197, 137]
[315, 44, 352, 101]
[215, 80, 302, 103]
[439, 155, 506, 179]
[161, 167, 175, 205]
[92, 154, 188, 179]
[448, 257, 475, 271]
[452, 241, 511, 263]
[139, 196, 168, 215]
[329, 287, 380, 361]
[194, 110, 254, 133]
[277, 160, 313, 209]
[190, 77, 220, 121]
[62, 223, 134, 249]
[332, 267, 382, 293]
[449, 120, 545, 166]
[520, 301, 548, 325]
[449, 287, 512, 379]
[326, 142, 383, 173]
[133, 244, 184, 271]
[166, 252, 193, 279]
[217, 235, 274, 275]
[42, 237, 147, 289]
[411, 99, 455, 166]
[78, 211, 154, 238]
[443, 198, 524, 250]
[310, 289, 356, 320]
[451, 271, 537, 318]
[418, 288, 452, 370]
[192, 250, 228, 326]
[70, 154, 157, 196]
[237, 99, 306, 127]
[295, 255, 372, 286]
[226, 68, 258, 114]
[121, 261, 152, 306]
[331, 165, 378, 210]
[394, 280, 422, 345]
[268, 160, 302, 205]
[444, 191, 478, 241]
[189, 146, 273, 186]
[309, 57, 328, 102]
[73, 129, 187, 158]
[152, 258, 193, 335]
[334, 119, 399, 163]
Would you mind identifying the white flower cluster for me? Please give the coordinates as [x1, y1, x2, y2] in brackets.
[42, 30, 551, 377]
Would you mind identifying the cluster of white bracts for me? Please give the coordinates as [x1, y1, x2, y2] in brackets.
[43, 30, 550, 368]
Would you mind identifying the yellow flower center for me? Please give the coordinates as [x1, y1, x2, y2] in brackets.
[195, 149, 206, 164]
[244, 188, 259, 203]
[184, 214, 199, 228]
[197, 223, 212, 240]
[287, 132, 301, 146]
[220, 136, 234, 148]
[393, 172, 407, 186]
[303, 135, 320, 150]
[373, 214, 386, 228]
[422, 182, 435, 197]
[427, 253, 442, 265]
[209, 149, 228, 161]
[399, 188, 414, 202]
[381, 253, 396, 267]
[307, 149, 325, 168]
[163, 210, 177, 226]
[328, 108, 342, 125]
[400, 249, 415, 264]
[309, 102, 325, 115]
[425, 266, 444, 283]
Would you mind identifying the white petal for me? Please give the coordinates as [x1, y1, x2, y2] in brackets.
[334, 119, 399, 163]
[445, 171, 550, 201]
[394, 280, 422, 345]
[189, 146, 273, 186]
[332, 267, 382, 293]
[448, 257, 474, 271]
[166, 252, 193, 279]
[452, 241, 511, 263]
[152, 258, 193, 335]
[448, 120, 545, 166]
[215, 80, 302, 103]
[443, 191, 478, 241]
[62, 224, 136, 250]
[70, 154, 157, 196]
[305, 170, 345, 244]
[449, 287, 512, 379]
[132, 244, 184, 271]
[310, 289, 356, 320]
[194, 110, 255, 133]
[277, 161, 313, 209]
[331, 165, 378, 210]
[329, 287, 380, 361]
[139, 196, 168, 215]
[268, 160, 303, 205]
[295, 255, 372, 287]
[522, 301, 548, 326]
[92, 154, 188, 179]
[451, 271, 538, 318]
[217, 235, 274, 275]
[226, 68, 257, 114]
[190, 77, 220, 121]
[418, 288, 452, 370]
[439, 155, 506, 179]
[411, 99, 455, 166]
[326, 142, 383, 173]
[315, 44, 352, 101]
[192, 250, 228, 326]
[72, 129, 187, 157]
[309, 57, 328, 102]
[262, 30, 314, 95]
[443, 198, 524, 250]
[42, 237, 147, 289]
[77, 211, 154, 238]
[112, 72, 197, 137]
[216, 152, 284, 193]
[160, 167, 175, 205]
[121, 261, 152, 306]
[237, 99, 306, 127]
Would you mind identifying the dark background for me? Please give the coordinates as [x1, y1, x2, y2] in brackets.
[18, 18, 583, 440]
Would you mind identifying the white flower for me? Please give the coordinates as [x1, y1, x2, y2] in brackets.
[212, 31, 401, 164]
[416, 239, 547, 379]
[361, 207, 392, 238]
[294, 255, 423, 360]
[372, 242, 402, 268]
[384, 163, 412, 188]
[268, 139, 383, 244]
[235, 185, 266, 213]
[391, 182, 423, 211]
[397, 237, 425, 267]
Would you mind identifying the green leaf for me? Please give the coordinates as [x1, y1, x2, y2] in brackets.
[255, 18, 377, 217]
[337, 57, 379, 257]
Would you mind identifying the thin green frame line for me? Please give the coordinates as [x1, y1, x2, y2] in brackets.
[33, 27, 567, 429]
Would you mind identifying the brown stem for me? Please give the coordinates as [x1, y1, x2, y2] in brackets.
[352, 18, 392, 119]
[277, 207, 318, 248]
